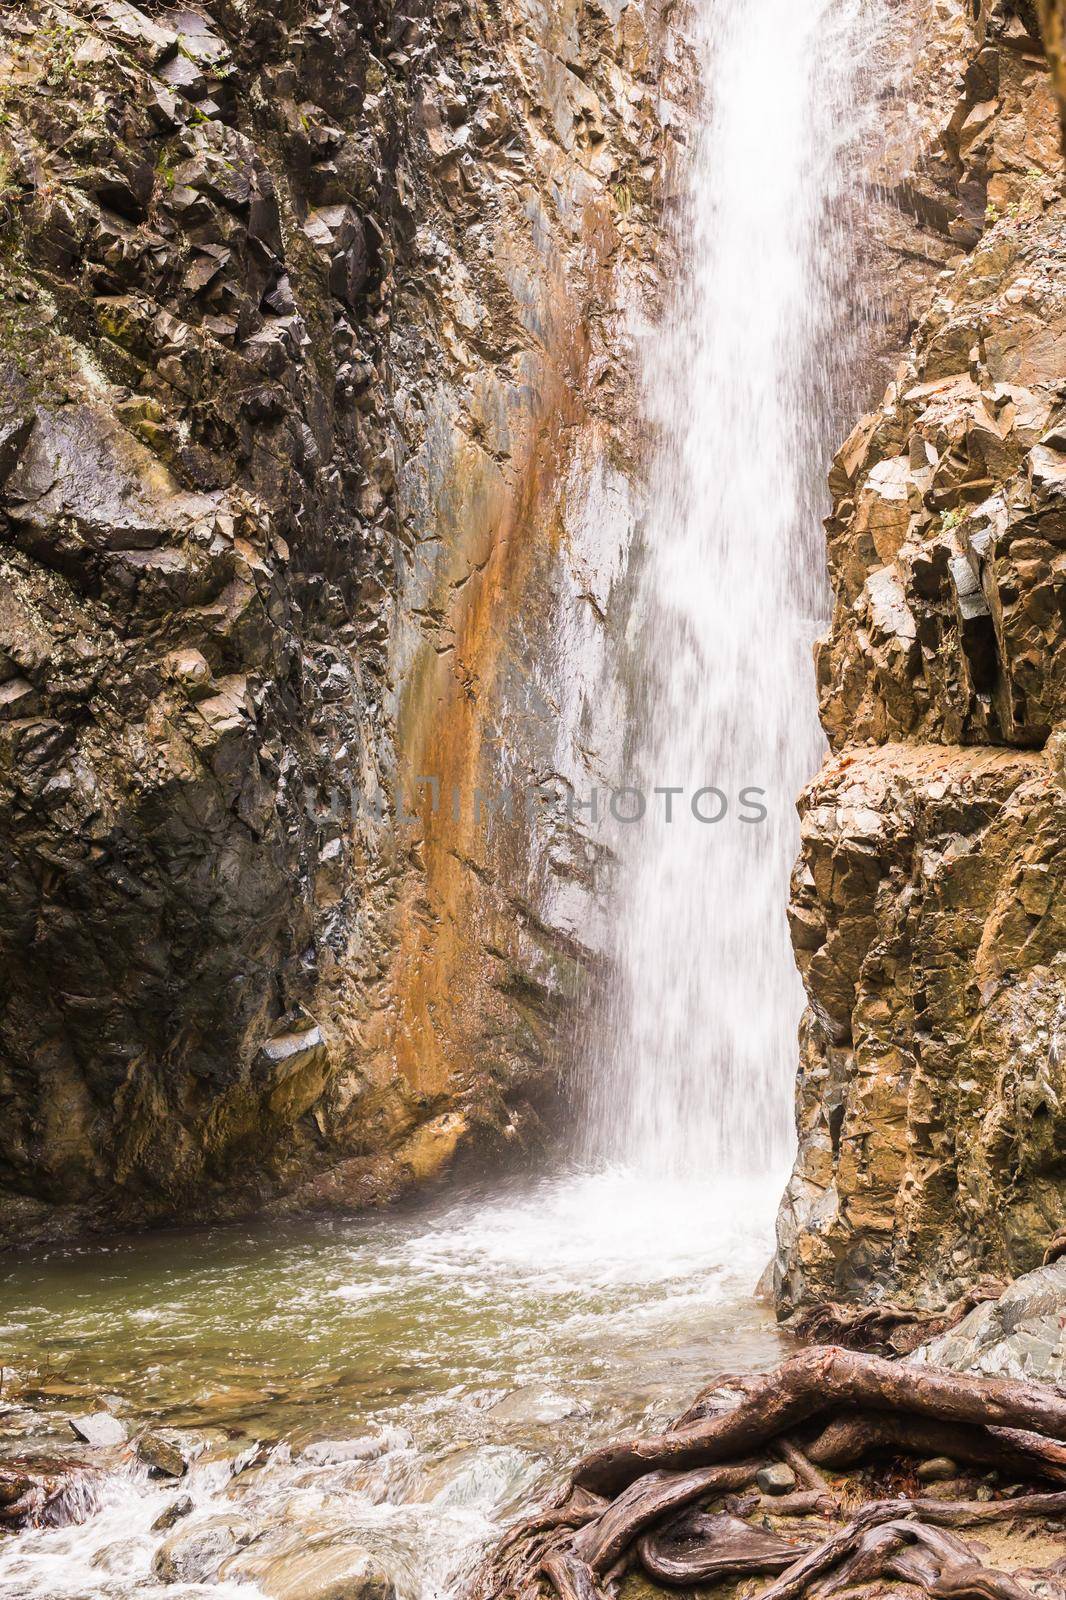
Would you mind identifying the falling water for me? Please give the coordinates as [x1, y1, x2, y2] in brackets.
[587, 0, 884, 1175]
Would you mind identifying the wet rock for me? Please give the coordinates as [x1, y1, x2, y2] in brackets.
[776, 0, 1066, 1314]
[300, 1436, 388, 1466]
[916, 1456, 959, 1482]
[755, 1462, 797, 1495]
[153, 1514, 253, 1583]
[136, 1431, 188, 1477]
[0, 0, 671, 1244]
[220, 1542, 397, 1600]
[486, 1385, 587, 1427]
[151, 1493, 194, 1532]
[68, 1413, 127, 1448]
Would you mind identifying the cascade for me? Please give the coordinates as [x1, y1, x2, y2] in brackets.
[586, 0, 884, 1176]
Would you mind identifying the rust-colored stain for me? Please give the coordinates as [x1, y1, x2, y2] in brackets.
[384, 193, 618, 1099]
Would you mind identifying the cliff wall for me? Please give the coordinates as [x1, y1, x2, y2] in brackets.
[0, 0, 674, 1241]
[776, 0, 1066, 1313]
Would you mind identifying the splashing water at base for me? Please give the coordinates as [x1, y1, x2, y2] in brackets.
[585, 0, 885, 1176]
[0, 1171, 786, 1599]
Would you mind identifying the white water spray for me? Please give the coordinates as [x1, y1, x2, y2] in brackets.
[587, 0, 884, 1176]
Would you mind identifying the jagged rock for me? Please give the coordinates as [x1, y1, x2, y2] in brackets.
[0, 0, 665, 1240]
[777, 0, 1066, 1314]
[914, 1258, 1066, 1383]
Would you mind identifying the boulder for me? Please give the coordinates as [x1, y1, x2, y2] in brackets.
[220, 1542, 397, 1600]
[153, 1514, 254, 1583]
[913, 1259, 1066, 1384]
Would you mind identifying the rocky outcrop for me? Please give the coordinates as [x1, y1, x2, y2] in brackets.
[915, 1256, 1066, 1382]
[0, 0, 674, 1241]
[776, 0, 1066, 1313]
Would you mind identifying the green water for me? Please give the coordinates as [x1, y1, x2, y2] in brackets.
[0, 1168, 788, 1599]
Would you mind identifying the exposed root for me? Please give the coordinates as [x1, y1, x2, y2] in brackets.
[637, 1508, 808, 1584]
[572, 1348, 1066, 1496]
[789, 1284, 1005, 1357]
[806, 1412, 1066, 1482]
[467, 1347, 1066, 1600]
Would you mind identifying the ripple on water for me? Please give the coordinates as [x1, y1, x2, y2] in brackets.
[0, 1168, 788, 1598]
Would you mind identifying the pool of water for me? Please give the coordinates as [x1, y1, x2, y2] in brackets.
[0, 1166, 789, 1599]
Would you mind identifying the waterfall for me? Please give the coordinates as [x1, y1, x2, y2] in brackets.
[586, 0, 884, 1176]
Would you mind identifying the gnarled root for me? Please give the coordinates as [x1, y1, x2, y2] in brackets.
[467, 1346, 1066, 1600]
[637, 1508, 808, 1585]
[573, 1347, 1066, 1496]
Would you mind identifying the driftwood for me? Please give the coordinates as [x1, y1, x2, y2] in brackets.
[467, 1346, 1066, 1600]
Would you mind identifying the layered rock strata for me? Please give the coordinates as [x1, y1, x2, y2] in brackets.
[0, 0, 675, 1241]
[776, 0, 1066, 1312]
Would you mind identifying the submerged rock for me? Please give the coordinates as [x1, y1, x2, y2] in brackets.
[153, 1514, 254, 1584]
[220, 1542, 396, 1600]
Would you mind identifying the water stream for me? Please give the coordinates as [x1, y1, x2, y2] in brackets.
[587, 0, 882, 1174]
[0, 1174, 785, 1598]
[0, 1, 884, 1595]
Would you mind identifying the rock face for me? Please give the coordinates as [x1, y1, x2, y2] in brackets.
[0, 1, 674, 1240]
[776, 0, 1066, 1313]
[913, 1257, 1066, 1383]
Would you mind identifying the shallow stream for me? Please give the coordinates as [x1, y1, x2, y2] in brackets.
[0, 1167, 788, 1599]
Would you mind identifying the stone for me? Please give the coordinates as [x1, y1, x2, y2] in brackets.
[486, 1386, 586, 1426]
[913, 1258, 1066, 1384]
[220, 1543, 397, 1600]
[916, 1456, 959, 1482]
[755, 1462, 797, 1495]
[153, 1515, 253, 1583]
[300, 1437, 387, 1466]
[68, 1413, 128, 1448]
[166, 648, 212, 697]
[151, 1494, 193, 1532]
[136, 1431, 188, 1477]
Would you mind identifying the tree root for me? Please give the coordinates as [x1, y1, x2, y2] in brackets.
[805, 1411, 1066, 1482]
[637, 1507, 808, 1584]
[467, 1346, 1066, 1600]
[789, 1283, 1005, 1357]
[572, 1348, 1066, 1496]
